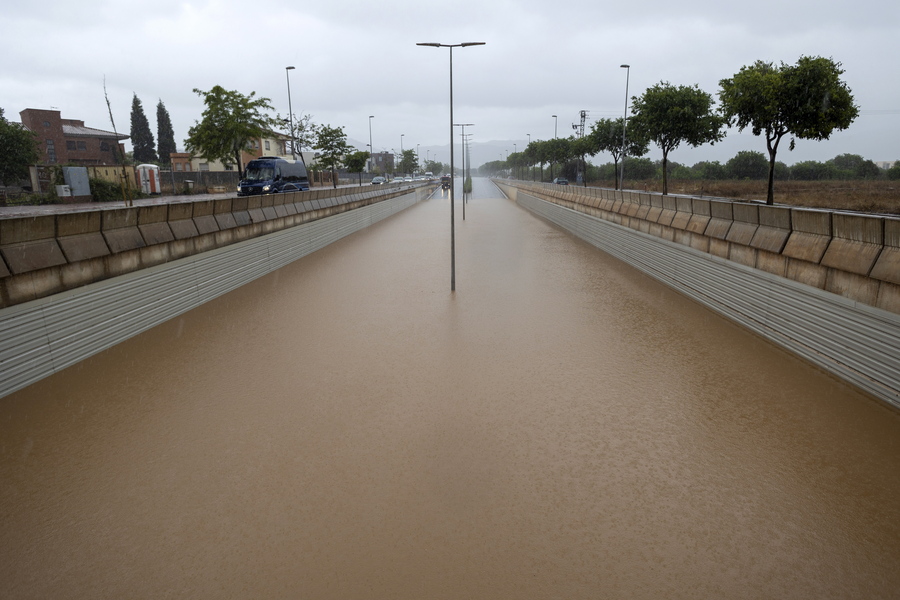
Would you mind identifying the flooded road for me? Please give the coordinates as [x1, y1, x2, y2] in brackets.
[2, 178, 899, 599]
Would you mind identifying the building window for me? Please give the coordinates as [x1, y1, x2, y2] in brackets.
[264, 141, 270, 151]
[46, 140, 57, 163]
[176, 163, 183, 171]
[67, 141, 77, 151]
[77, 141, 87, 151]
[43, 121, 50, 127]
[100, 142, 110, 151]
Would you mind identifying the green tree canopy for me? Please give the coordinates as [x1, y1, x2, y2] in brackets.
[156, 100, 176, 168]
[185, 85, 277, 177]
[314, 124, 351, 188]
[726, 150, 769, 179]
[588, 117, 650, 189]
[130, 93, 157, 164]
[828, 153, 881, 179]
[719, 56, 858, 203]
[0, 108, 41, 186]
[397, 149, 418, 175]
[344, 150, 370, 186]
[630, 82, 726, 194]
[887, 161, 900, 181]
[423, 159, 443, 175]
[691, 161, 727, 180]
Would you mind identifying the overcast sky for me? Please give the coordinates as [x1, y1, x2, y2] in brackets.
[4, 0, 898, 169]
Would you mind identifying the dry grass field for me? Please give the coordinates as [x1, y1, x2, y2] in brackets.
[586, 179, 900, 215]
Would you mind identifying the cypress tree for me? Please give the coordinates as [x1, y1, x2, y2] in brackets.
[156, 99, 176, 168]
[130, 93, 158, 164]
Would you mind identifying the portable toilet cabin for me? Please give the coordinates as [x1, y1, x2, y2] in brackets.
[136, 164, 161, 194]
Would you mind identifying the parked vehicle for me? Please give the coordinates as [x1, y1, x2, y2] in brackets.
[371, 176, 386, 185]
[553, 177, 569, 185]
[237, 157, 309, 196]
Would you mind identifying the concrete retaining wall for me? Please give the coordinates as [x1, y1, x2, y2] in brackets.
[0, 187, 432, 399]
[0, 184, 429, 309]
[495, 180, 900, 409]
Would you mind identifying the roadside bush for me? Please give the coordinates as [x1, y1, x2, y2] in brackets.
[90, 177, 127, 202]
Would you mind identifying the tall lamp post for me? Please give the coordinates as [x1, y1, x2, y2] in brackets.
[454, 123, 474, 220]
[620, 64, 630, 190]
[417, 41, 486, 292]
[527, 133, 533, 180]
[285, 66, 296, 159]
[552, 114, 558, 138]
[368, 115, 374, 173]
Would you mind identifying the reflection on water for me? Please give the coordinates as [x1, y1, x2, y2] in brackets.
[2, 179, 898, 599]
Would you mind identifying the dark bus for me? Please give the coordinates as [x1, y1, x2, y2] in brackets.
[238, 157, 310, 196]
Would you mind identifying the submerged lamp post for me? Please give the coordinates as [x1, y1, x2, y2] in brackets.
[620, 64, 630, 190]
[454, 123, 473, 220]
[286, 66, 296, 159]
[417, 41, 485, 292]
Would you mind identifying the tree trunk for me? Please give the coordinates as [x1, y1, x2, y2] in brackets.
[331, 166, 337, 189]
[661, 151, 669, 195]
[765, 134, 782, 206]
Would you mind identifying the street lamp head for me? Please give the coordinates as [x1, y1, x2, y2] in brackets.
[621, 64, 630, 68]
[552, 114, 557, 118]
[286, 66, 295, 70]
[369, 115, 374, 119]
[417, 42, 485, 48]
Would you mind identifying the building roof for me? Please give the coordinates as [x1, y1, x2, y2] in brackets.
[61, 123, 128, 140]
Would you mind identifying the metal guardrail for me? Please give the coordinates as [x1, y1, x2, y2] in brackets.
[516, 191, 900, 409]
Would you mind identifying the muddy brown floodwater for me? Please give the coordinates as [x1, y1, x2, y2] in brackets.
[2, 178, 899, 599]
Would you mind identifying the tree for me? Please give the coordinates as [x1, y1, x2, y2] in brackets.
[0, 108, 41, 185]
[185, 85, 277, 177]
[828, 153, 881, 179]
[887, 161, 900, 181]
[726, 150, 769, 179]
[719, 56, 859, 204]
[423, 159, 443, 174]
[691, 161, 726, 180]
[588, 117, 649, 189]
[345, 150, 370, 186]
[279, 112, 317, 167]
[314, 124, 351, 189]
[397, 149, 417, 175]
[130, 94, 157, 164]
[630, 82, 726, 195]
[156, 100, 176, 168]
[545, 137, 573, 181]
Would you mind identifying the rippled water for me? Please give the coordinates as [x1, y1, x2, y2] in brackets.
[2, 179, 898, 599]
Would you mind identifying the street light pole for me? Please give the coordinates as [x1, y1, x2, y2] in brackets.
[552, 114, 558, 138]
[620, 64, 630, 190]
[527, 133, 533, 180]
[285, 66, 296, 160]
[417, 41, 485, 292]
[368, 115, 374, 173]
[454, 123, 474, 220]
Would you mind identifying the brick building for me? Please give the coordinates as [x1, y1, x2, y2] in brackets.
[19, 108, 128, 166]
